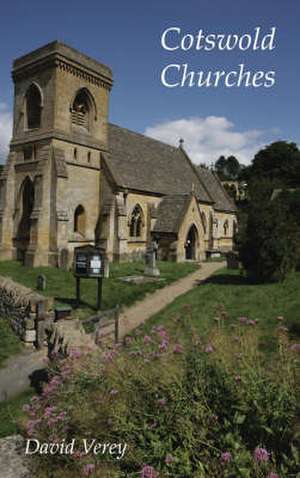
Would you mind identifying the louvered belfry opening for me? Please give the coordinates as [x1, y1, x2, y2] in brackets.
[71, 90, 91, 131]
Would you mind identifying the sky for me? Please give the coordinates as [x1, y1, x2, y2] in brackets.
[0, 0, 299, 165]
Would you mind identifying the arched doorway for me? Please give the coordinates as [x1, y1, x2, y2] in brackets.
[15, 177, 35, 261]
[185, 224, 198, 260]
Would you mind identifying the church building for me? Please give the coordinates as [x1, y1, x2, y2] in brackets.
[0, 41, 236, 267]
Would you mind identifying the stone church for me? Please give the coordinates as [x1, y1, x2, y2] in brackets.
[0, 41, 236, 268]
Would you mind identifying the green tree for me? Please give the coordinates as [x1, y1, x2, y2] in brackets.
[251, 141, 300, 187]
[215, 155, 241, 180]
[238, 195, 297, 282]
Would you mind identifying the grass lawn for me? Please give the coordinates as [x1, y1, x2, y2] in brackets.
[0, 260, 198, 320]
[0, 388, 34, 438]
[0, 319, 23, 367]
[141, 268, 300, 351]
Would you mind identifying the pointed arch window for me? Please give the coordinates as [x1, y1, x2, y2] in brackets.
[74, 205, 86, 236]
[25, 84, 42, 129]
[129, 205, 144, 238]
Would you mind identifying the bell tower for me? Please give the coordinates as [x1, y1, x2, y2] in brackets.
[0, 41, 113, 267]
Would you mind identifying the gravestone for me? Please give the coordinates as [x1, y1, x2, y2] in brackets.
[144, 243, 160, 277]
[104, 256, 110, 278]
[36, 274, 46, 291]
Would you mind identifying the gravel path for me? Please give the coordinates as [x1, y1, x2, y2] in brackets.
[119, 261, 224, 338]
[0, 349, 47, 402]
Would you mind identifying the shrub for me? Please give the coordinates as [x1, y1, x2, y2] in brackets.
[238, 196, 297, 282]
[22, 317, 299, 478]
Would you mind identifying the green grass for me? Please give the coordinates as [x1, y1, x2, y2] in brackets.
[0, 388, 34, 438]
[0, 319, 23, 367]
[141, 268, 300, 351]
[0, 260, 198, 320]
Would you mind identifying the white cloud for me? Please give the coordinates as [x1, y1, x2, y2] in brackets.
[144, 116, 271, 165]
[0, 104, 12, 164]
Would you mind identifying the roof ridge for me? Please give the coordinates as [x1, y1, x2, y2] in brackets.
[108, 122, 180, 152]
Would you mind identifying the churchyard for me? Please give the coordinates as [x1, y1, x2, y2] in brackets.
[0, 263, 299, 477]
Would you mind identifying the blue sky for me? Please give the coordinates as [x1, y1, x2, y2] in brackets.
[0, 0, 299, 165]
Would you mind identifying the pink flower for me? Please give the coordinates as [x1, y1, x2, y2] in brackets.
[239, 316, 248, 324]
[267, 473, 280, 478]
[205, 344, 214, 353]
[165, 453, 175, 464]
[140, 465, 158, 478]
[221, 451, 232, 463]
[157, 398, 167, 407]
[44, 406, 56, 418]
[247, 319, 256, 326]
[173, 343, 183, 354]
[143, 335, 152, 344]
[124, 336, 133, 346]
[290, 343, 300, 352]
[159, 339, 169, 352]
[254, 447, 270, 463]
[69, 348, 82, 359]
[83, 463, 95, 476]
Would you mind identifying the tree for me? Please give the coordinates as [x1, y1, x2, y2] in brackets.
[214, 155, 241, 180]
[237, 195, 297, 282]
[226, 155, 241, 179]
[251, 141, 300, 187]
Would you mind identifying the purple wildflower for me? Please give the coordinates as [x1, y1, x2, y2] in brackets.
[290, 343, 300, 352]
[267, 473, 280, 478]
[221, 451, 232, 463]
[109, 388, 118, 396]
[254, 447, 270, 463]
[157, 398, 167, 407]
[165, 453, 175, 464]
[173, 343, 183, 354]
[239, 316, 248, 324]
[159, 339, 169, 352]
[143, 335, 152, 344]
[247, 319, 257, 326]
[83, 463, 95, 476]
[140, 465, 158, 478]
[205, 344, 214, 353]
[124, 336, 133, 346]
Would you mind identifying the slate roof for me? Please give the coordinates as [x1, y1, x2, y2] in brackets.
[196, 167, 237, 212]
[107, 124, 212, 203]
[153, 194, 191, 234]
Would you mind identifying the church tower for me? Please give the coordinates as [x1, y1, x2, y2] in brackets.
[0, 41, 113, 267]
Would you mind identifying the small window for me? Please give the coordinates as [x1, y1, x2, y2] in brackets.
[74, 205, 86, 236]
[223, 220, 229, 236]
[129, 205, 143, 238]
[201, 212, 207, 234]
[26, 84, 42, 129]
[24, 146, 33, 161]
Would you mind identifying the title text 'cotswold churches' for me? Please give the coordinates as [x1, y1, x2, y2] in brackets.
[160, 26, 277, 88]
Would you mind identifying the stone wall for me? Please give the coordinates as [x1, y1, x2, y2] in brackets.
[0, 276, 53, 347]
